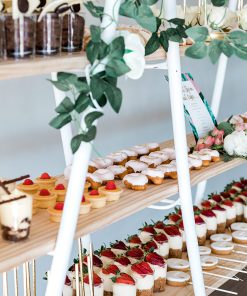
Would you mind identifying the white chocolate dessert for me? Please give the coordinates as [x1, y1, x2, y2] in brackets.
[200, 256, 218, 270]
[107, 152, 128, 165]
[112, 283, 136, 296]
[123, 173, 148, 191]
[231, 222, 247, 232]
[210, 233, 232, 243]
[149, 151, 170, 163]
[130, 145, 149, 156]
[93, 169, 114, 183]
[0, 189, 32, 242]
[140, 156, 162, 168]
[232, 230, 247, 244]
[211, 241, 234, 255]
[141, 168, 164, 185]
[166, 271, 190, 287]
[118, 149, 138, 160]
[199, 246, 212, 256]
[167, 258, 190, 272]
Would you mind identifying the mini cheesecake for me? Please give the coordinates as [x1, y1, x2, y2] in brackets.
[110, 240, 127, 256]
[98, 181, 123, 202]
[100, 264, 120, 296]
[208, 194, 223, 205]
[153, 233, 169, 259]
[142, 240, 158, 253]
[63, 276, 73, 296]
[232, 196, 245, 221]
[194, 214, 207, 246]
[211, 205, 226, 233]
[112, 273, 136, 296]
[167, 258, 190, 272]
[114, 256, 132, 273]
[83, 254, 103, 274]
[17, 178, 39, 195]
[47, 202, 64, 223]
[145, 252, 167, 292]
[80, 195, 92, 215]
[220, 199, 236, 226]
[53, 183, 66, 202]
[200, 200, 212, 210]
[220, 191, 231, 200]
[34, 189, 57, 209]
[35, 172, 57, 189]
[153, 221, 165, 234]
[85, 190, 107, 209]
[99, 248, 116, 266]
[163, 225, 183, 258]
[139, 224, 156, 243]
[126, 247, 144, 264]
[200, 209, 217, 239]
[166, 212, 182, 225]
[239, 191, 247, 202]
[177, 220, 186, 252]
[131, 261, 154, 296]
[126, 234, 142, 248]
[84, 272, 104, 296]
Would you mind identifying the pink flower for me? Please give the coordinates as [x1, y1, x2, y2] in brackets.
[211, 127, 224, 137]
[215, 135, 224, 145]
[195, 143, 206, 151]
[204, 135, 215, 147]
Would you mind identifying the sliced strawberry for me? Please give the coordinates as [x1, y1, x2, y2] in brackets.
[105, 181, 117, 190]
[232, 196, 245, 204]
[163, 225, 181, 236]
[81, 195, 86, 202]
[142, 240, 158, 251]
[212, 205, 225, 211]
[200, 209, 216, 217]
[126, 247, 144, 259]
[201, 200, 212, 209]
[83, 255, 103, 268]
[194, 215, 205, 225]
[145, 252, 164, 267]
[153, 221, 165, 230]
[115, 256, 131, 266]
[113, 273, 135, 285]
[221, 199, 234, 207]
[55, 184, 65, 190]
[131, 261, 153, 277]
[240, 191, 247, 197]
[241, 179, 247, 186]
[23, 179, 33, 185]
[126, 234, 141, 244]
[210, 194, 222, 203]
[139, 225, 156, 234]
[221, 192, 231, 199]
[84, 272, 102, 286]
[90, 189, 99, 196]
[168, 213, 181, 223]
[102, 264, 119, 275]
[232, 182, 244, 190]
[39, 189, 50, 196]
[153, 233, 168, 243]
[65, 275, 71, 286]
[178, 220, 184, 230]
[110, 240, 127, 251]
[100, 249, 116, 259]
[54, 202, 64, 211]
[40, 172, 51, 179]
[228, 189, 238, 197]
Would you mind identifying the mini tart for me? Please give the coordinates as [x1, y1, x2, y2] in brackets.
[118, 149, 138, 160]
[231, 222, 247, 232]
[47, 202, 64, 222]
[107, 165, 129, 179]
[166, 271, 190, 287]
[167, 259, 190, 272]
[85, 191, 107, 209]
[125, 160, 148, 173]
[199, 246, 211, 256]
[123, 173, 148, 191]
[210, 233, 232, 243]
[93, 169, 114, 184]
[17, 179, 39, 195]
[200, 256, 218, 270]
[149, 151, 170, 164]
[145, 142, 160, 153]
[80, 201, 92, 215]
[32, 200, 39, 215]
[232, 230, 247, 244]
[130, 145, 149, 157]
[139, 156, 162, 168]
[211, 241, 234, 255]
[157, 164, 177, 180]
[199, 149, 220, 162]
[98, 182, 123, 202]
[87, 173, 102, 189]
[35, 173, 57, 189]
[34, 190, 57, 209]
[52, 184, 66, 202]
[107, 152, 128, 166]
[141, 168, 164, 185]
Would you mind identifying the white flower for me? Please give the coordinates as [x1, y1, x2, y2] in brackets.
[239, 5, 247, 30]
[177, 5, 199, 26]
[121, 32, 145, 80]
[224, 131, 247, 157]
[150, 4, 160, 17]
[230, 115, 244, 125]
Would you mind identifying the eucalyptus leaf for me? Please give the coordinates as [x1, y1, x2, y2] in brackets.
[211, 0, 226, 6]
[145, 33, 160, 56]
[55, 97, 74, 114]
[71, 134, 84, 154]
[217, 122, 234, 136]
[90, 25, 101, 43]
[83, 125, 97, 142]
[86, 40, 100, 64]
[98, 41, 110, 60]
[168, 18, 185, 26]
[120, 0, 137, 18]
[48, 79, 71, 92]
[49, 114, 72, 129]
[109, 36, 125, 59]
[104, 83, 122, 113]
[220, 41, 233, 57]
[208, 40, 222, 64]
[234, 45, 247, 60]
[186, 26, 209, 42]
[75, 94, 91, 113]
[159, 31, 169, 52]
[142, 0, 158, 5]
[84, 1, 103, 19]
[90, 76, 107, 100]
[185, 42, 208, 59]
[105, 59, 130, 77]
[166, 28, 183, 42]
[85, 111, 103, 127]
[136, 4, 157, 32]
[229, 30, 247, 46]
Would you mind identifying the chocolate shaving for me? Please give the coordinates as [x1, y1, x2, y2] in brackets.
[0, 181, 10, 195]
[18, 0, 29, 13]
[0, 195, 27, 205]
[37, 0, 46, 8]
[71, 4, 81, 13]
[55, 4, 70, 14]
[2, 174, 30, 185]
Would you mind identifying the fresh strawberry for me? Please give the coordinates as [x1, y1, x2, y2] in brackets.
[84, 272, 102, 286]
[232, 182, 244, 190]
[105, 181, 117, 190]
[200, 209, 216, 217]
[110, 240, 127, 251]
[40, 172, 51, 179]
[83, 255, 103, 268]
[126, 234, 141, 244]
[240, 191, 247, 197]
[115, 256, 131, 266]
[81, 195, 86, 202]
[232, 196, 245, 204]
[178, 220, 184, 230]
[145, 252, 165, 267]
[228, 189, 238, 197]
[212, 205, 225, 211]
[39, 189, 50, 196]
[210, 194, 222, 203]
[221, 199, 234, 207]
[131, 261, 153, 277]
[100, 249, 116, 259]
[221, 192, 231, 199]
[163, 225, 181, 236]
[142, 240, 158, 251]
[112, 273, 135, 285]
[153, 233, 168, 243]
[241, 179, 247, 186]
[201, 200, 212, 209]
[193, 206, 200, 212]
[102, 264, 119, 275]
[23, 179, 33, 185]
[65, 275, 71, 286]
[153, 221, 165, 230]
[90, 189, 99, 196]
[126, 247, 144, 259]
[175, 207, 182, 215]
[194, 215, 205, 225]
[139, 225, 156, 234]
[168, 213, 181, 223]
[55, 184, 65, 190]
[54, 202, 64, 211]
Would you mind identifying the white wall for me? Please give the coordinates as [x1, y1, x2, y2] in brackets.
[0, 52, 247, 294]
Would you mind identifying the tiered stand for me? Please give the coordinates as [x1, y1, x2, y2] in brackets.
[1, 0, 245, 296]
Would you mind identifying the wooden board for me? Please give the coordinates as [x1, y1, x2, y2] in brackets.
[0, 136, 246, 272]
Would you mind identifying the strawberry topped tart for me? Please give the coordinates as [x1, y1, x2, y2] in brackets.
[200, 209, 217, 239]
[85, 189, 106, 209]
[53, 183, 66, 202]
[98, 181, 123, 202]
[35, 172, 57, 189]
[131, 261, 154, 296]
[84, 272, 104, 296]
[163, 225, 183, 258]
[34, 189, 57, 209]
[80, 195, 92, 215]
[110, 240, 127, 256]
[17, 178, 39, 195]
[100, 264, 120, 296]
[139, 224, 156, 243]
[112, 273, 136, 296]
[114, 256, 132, 273]
[47, 202, 64, 222]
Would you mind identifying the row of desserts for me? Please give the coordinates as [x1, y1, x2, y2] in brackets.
[83, 143, 220, 191]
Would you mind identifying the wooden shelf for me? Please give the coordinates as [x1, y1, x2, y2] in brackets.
[0, 135, 246, 272]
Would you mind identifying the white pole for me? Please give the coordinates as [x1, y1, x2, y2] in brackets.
[164, 1, 206, 296]
[195, 0, 238, 205]
[45, 1, 121, 295]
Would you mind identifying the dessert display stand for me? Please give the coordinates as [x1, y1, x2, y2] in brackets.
[0, 0, 246, 296]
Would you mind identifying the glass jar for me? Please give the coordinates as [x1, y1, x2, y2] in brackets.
[4, 14, 35, 59]
[36, 13, 61, 55]
[61, 12, 85, 52]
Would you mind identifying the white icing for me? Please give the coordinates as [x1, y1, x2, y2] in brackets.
[131, 272, 154, 290]
[200, 256, 218, 268]
[199, 149, 220, 158]
[130, 145, 149, 155]
[140, 156, 162, 167]
[188, 156, 203, 168]
[195, 223, 207, 238]
[93, 169, 114, 182]
[193, 152, 211, 161]
[84, 283, 103, 296]
[161, 148, 176, 160]
[167, 259, 189, 270]
[111, 248, 126, 256]
[149, 151, 170, 162]
[145, 143, 160, 150]
[211, 241, 234, 251]
[157, 164, 177, 173]
[166, 271, 190, 283]
[114, 262, 131, 274]
[112, 283, 136, 296]
[119, 149, 138, 158]
[232, 230, 247, 241]
[200, 214, 217, 231]
[107, 152, 128, 163]
[87, 173, 102, 183]
[141, 168, 164, 179]
[126, 242, 140, 248]
[125, 160, 148, 172]
[107, 165, 127, 176]
[149, 264, 167, 280]
[221, 204, 236, 220]
[123, 173, 148, 186]
[231, 222, 247, 231]
[212, 209, 226, 224]
[210, 234, 232, 242]
[90, 158, 113, 169]
[199, 246, 211, 256]
[233, 202, 244, 215]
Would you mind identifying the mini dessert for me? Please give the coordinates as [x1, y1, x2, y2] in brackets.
[118, 149, 138, 160]
[98, 181, 123, 202]
[149, 151, 170, 164]
[142, 240, 158, 253]
[141, 168, 164, 185]
[239, 191, 247, 202]
[211, 241, 234, 255]
[53, 183, 66, 202]
[228, 189, 238, 198]
[114, 256, 132, 273]
[232, 230, 247, 244]
[157, 164, 177, 180]
[84, 182, 91, 193]
[83, 254, 103, 274]
[166, 271, 190, 287]
[32, 200, 39, 215]
[177, 220, 186, 251]
[0, 189, 32, 242]
[153, 233, 169, 259]
[130, 145, 149, 157]
[163, 225, 183, 258]
[208, 194, 223, 204]
[145, 143, 160, 153]
[200, 209, 217, 239]
[87, 173, 102, 189]
[80, 195, 92, 215]
[188, 155, 203, 170]
[126, 247, 144, 264]
[153, 221, 165, 234]
[139, 224, 156, 243]
[17, 178, 39, 195]
[112, 273, 136, 296]
[231, 222, 247, 232]
[200, 200, 212, 210]
[126, 234, 142, 248]
[99, 248, 116, 266]
[100, 264, 120, 296]
[88, 157, 113, 173]
[199, 246, 212, 256]
[221, 199, 236, 227]
[35, 172, 57, 189]
[107, 165, 128, 179]
[192, 152, 211, 167]
[194, 214, 207, 246]
[63, 276, 73, 296]
[34, 189, 57, 209]
[123, 173, 148, 191]
[93, 169, 114, 184]
[220, 191, 231, 199]
[161, 148, 176, 161]
[47, 202, 64, 222]
[200, 256, 219, 270]
[232, 196, 245, 221]
[166, 212, 181, 224]
[85, 190, 106, 209]
[110, 240, 127, 256]
[167, 258, 190, 272]
[145, 252, 167, 292]
[139, 156, 162, 168]
[125, 160, 148, 173]
[210, 233, 232, 243]
[211, 205, 226, 233]
[107, 152, 128, 166]
[231, 182, 245, 193]
[131, 261, 154, 296]
[199, 149, 220, 162]
[0, 178, 16, 196]
[84, 272, 104, 296]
